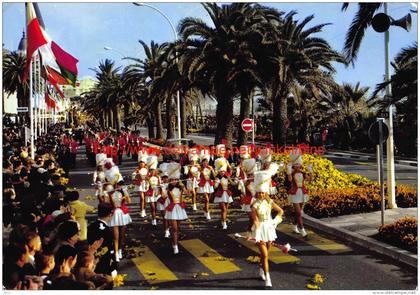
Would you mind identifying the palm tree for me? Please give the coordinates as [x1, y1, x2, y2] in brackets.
[369, 43, 417, 155]
[341, 3, 382, 64]
[257, 12, 344, 146]
[323, 82, 372, 148]
[3, 51, 29, 110]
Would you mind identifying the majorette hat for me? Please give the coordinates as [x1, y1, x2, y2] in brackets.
[268, 162, 280, 177]
[138, 149, 148, 163]
[242, 158, 257, 176]
[96, 153, 107, 166]
[159, 162, 169, 177]
[239, 145, 250, 159]
[188, 148, 199, 162]
[214, 157, 228, 173]
[259, 147, 272, 163]
[216, 144, 225, 157]
[146, 155, 158, 170]
[200, 149, 210, 162]
[253, 171, 271, 193]
[167, 162, 181, 179]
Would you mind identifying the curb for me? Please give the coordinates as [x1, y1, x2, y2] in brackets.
[302, 214, 418, 269]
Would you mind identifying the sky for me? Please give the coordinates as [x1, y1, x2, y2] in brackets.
[2, 2, 418, 93]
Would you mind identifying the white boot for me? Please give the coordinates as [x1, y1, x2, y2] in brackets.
[152, 219, 157, 226]
[301, 228, 308, 238]
[115, 252, 120, 262]
[173, 244, 179, 255]
[293, 224, 300, 234]
[259, 267, 266, 281]
[206, 212, 211, 220]
[141, 210, 146, 218]
[192, 204, 197, 211]
[164, 229, 171, 238]
[118, 249, 123, 259]
[265, 272, 272, 287]
[222, 222, 227, 230]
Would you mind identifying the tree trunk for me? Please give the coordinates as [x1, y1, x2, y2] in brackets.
[237, 91, 252, 146]
[214, 96, 234, 147]
[154, 102, 163, 140]
[114, 108, 121, 131]
[147, 116, 155, 139]
[166, 96, 174, 140]
[180, 94, 187, 138]
[272, 93, 288, 146]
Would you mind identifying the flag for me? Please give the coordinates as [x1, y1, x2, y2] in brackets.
[26, 2, 79, 86]
[51, 41, 79, 86]
[24, 3, 48, 81]
[45, 88, 56, 109]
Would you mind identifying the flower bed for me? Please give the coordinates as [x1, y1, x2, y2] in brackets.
[269, 154, 417, 218]
[377, 217, 417, 253]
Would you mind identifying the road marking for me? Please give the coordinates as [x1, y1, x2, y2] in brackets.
[277, 224, 351, 254]
[131, 246, 177, 284]
[228, 233, 300, 264]
[179, 239, 241, 274]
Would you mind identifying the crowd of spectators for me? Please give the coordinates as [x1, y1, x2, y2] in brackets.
[3, 120, 116, 290]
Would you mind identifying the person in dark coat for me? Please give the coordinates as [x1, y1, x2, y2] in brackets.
[87, 203, 116, 275]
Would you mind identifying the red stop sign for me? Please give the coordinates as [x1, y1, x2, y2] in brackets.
[241, 118, 254, 133]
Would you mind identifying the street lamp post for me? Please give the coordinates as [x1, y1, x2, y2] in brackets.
[133, 2, 182, 141]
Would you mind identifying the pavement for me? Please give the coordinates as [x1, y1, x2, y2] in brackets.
[302, 208, 418, 268]
[62, 144, 417, 289]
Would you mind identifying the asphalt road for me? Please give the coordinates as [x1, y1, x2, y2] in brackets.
[69, 146, 417, 290]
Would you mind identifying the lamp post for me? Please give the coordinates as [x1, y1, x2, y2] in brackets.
[133, 2, 182, 141]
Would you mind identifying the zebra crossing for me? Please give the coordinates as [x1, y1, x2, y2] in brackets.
[111, 204, 352, 289]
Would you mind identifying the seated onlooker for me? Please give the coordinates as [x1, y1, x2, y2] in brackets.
[53, 220, 80, 253]
[23, 231, 43, 275]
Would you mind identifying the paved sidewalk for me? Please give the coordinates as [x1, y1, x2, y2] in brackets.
[303, 208, 418, 268]
[326, 150, 417, 167]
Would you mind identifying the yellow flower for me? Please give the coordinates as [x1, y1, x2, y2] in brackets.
[313, 274, 325, 284]
[246, 256, 261, 264]
[306, 283, 321, 290]
[113, 274, 127, 287]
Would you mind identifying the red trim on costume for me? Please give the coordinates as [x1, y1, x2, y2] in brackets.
[288, 172, 308, 194]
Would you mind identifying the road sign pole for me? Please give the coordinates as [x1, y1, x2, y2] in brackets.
[378, 119, 385, 226]
[376, 145, 381, 185]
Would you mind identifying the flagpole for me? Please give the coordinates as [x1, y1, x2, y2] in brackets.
[34, 54, 38, 140]
[30, 59, 35, 159]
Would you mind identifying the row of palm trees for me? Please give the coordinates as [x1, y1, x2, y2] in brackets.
[3, 3, 417, 154]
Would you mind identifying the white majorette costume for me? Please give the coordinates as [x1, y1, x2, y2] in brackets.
[241, 158, 257, 212]
[132, 165, 149, 192]
[109, 187, 132, 227]
[259, 148, 278, 196]
[250, 171, 280, 243]
[93, 168, 107, 198]
[184, 151, 200, 192]
[145, 156, 160, 203]
[157, 163, 170, 211]
[165, 163, 188, 221]
[287, 155, 309, 204]
[104, 159, 123, 185]
[214, 158, 233, 204]
[198, 153, 214, 194]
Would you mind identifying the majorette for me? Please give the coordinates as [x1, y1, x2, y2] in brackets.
[214, 157, 233, 230]
[250, 170, 284, 288]
[236, 145, 249, 195]
[184, 148, 201, 211]
[287, 153, 313, 237]
[198, 149, 216, 220]
[157, 162, 171, 238]
[145, 155, 160, 226]
[132, 159, 149, 217]
[164, 163, 188, 254]
[241, 158, 257, 212]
